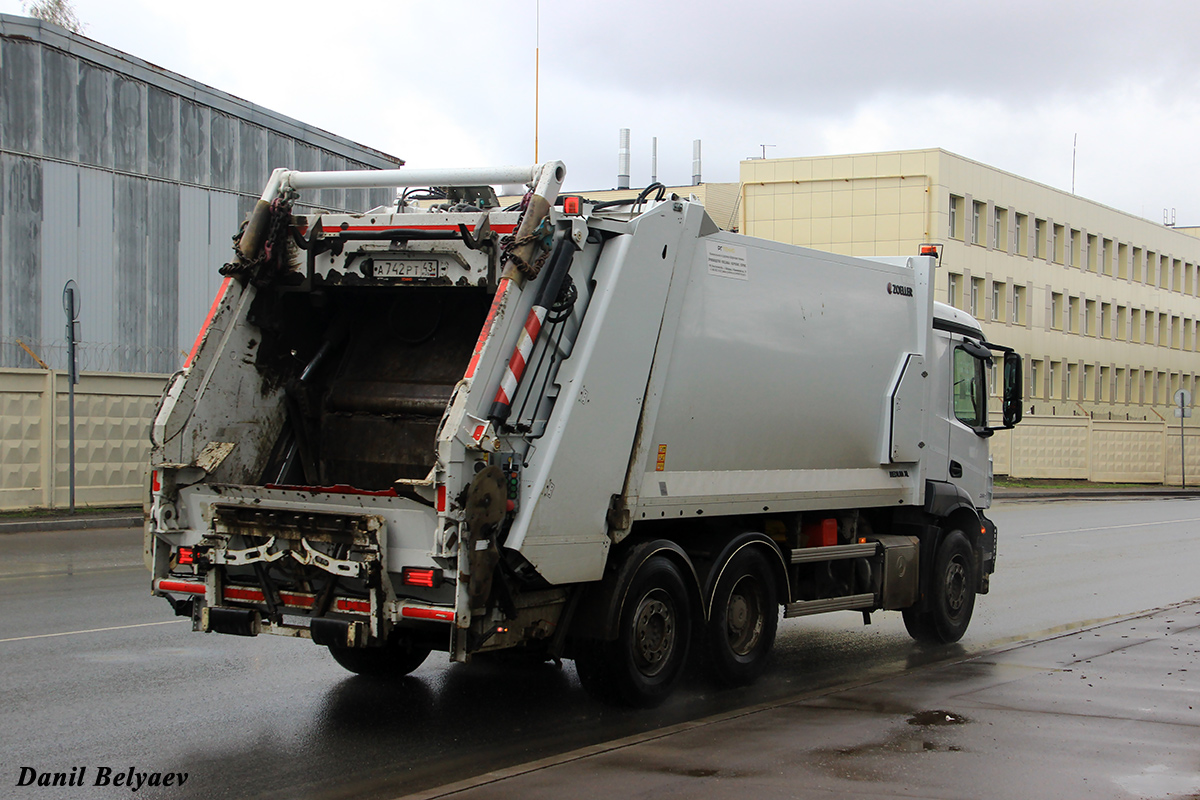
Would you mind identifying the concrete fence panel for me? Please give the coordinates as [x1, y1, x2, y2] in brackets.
[0, 368, 167, 510]
[1164, 426, 1200, 487]
[1090, 420, 1166, 484]
[1009, 417, 1090, 479]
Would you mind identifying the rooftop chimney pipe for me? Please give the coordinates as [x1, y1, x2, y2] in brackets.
[618, 128, 631, 190]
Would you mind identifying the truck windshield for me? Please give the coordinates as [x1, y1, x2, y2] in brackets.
[952, 346, 987, 428]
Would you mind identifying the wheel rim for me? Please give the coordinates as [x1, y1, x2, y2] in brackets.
[632, 590, 675, 676]
[943, 555, 968, 616]
[725, 575, 765, 656]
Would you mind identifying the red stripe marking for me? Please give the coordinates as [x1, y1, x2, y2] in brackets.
[298, 223, 518, 235]
[523, 312, 542, 340]
[263, 483, 398, 497]
[336, 598, 371, 613]
[158, 579, 206, 595]
[185, 276, 232, 368]
[464, 278, 510, 380]
[281, 591, 315, 608]
[509, 349, 527, 378]
[401, 606, 455, 622]
[224, 586, 264, 603]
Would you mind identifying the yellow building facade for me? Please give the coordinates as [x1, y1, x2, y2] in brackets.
[741, 149, 1200, 421]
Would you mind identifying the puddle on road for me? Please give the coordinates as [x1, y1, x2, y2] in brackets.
[907, 710, 970, 726]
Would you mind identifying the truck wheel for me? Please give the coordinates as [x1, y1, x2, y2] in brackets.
[903, 530, 976, 644]
[706, 547, 778, 686]
[576, 556, 692, 707]
[327, 641, 431, 677]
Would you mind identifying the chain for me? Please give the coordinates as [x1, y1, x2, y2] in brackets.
[500, 214, 554, 280]
[220, 192, 297, 280]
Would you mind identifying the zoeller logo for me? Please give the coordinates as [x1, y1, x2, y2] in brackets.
[887, 282, 914, 297]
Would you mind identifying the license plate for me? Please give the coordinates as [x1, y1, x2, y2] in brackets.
[373, 259, 442, 280]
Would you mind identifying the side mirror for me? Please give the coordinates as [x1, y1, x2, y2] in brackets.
[1002, 352, 1023, 428]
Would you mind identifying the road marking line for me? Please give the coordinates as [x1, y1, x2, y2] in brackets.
[0, 564, 143, 582]
[1022, 516, 1200, 538]
[0, 620, 186, 643]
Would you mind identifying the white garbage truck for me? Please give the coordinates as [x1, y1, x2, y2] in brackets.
[146, 160, 1023, 706]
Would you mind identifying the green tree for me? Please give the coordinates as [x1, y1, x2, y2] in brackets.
[22, 0, 85, 34]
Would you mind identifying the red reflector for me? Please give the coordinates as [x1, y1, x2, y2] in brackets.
[151, 470, 161, 493]
[177, 547, 194, 565]
[436, 485, 447, 513]
[335, 598, 371, 613]
[563, 196, 581, 215]
[158, 579, 206, 595]
[401, 567, 442, 588]
[401, 605, 454, 622]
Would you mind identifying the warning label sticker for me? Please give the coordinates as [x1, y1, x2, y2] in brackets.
[707, 241, 748, 281]
[655, 444, 667, 472]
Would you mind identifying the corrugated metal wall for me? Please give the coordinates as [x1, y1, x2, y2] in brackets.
[0, 16, 401, 375]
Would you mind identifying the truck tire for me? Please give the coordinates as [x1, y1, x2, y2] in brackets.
[705, 547, 778, 687]
[902, 530, 976, 644]
[327, 641, 431, 677]
[575, 556, 692, 707]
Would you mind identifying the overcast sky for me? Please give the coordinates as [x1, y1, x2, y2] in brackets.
[5, 0, 1199, 223]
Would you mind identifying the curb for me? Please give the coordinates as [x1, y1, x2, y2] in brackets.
[994, 488, 1200, 500]
[0, 513, 142, 534]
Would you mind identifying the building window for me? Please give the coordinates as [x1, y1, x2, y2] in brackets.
[1085, 299, 1096, 336]
[971, 277, 983, 317]
[1100, 366, 1111, 402]
[993, 206, 1007, 249]
[1035, 219, 1046, 258]
[1012, 284, 1025, 324]
[1115, 367, 1126, 403]
[1051, 292, 1063, 330]
[948, 195, 963, 239]
[1131, 308, 1143, 343]
[972, 201, 983, 244]
[1100, 302, 1111, 338]
[1014, 214, 1026, 255]
[1118, 243, 1129, 279]
[1117, 305, 1128, 339]
[1132, 247, 1143, 282]
[1049, 361, 1060, 398]
[1053, 224, 1065, 263]
[1030, 359, 1041, 397]
[947, 273, 960, 308]
[1066, 296, 1078, 333]
[1068, 229, 1079, 267]
[991, 281, 1002, 320]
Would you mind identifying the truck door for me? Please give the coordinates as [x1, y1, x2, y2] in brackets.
[946, 337, 992, 507]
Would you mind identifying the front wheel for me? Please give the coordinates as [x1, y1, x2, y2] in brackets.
[575, 555, 693, 707]
[705, 547, 778, 686]
[903, 530, 976, 644]
[328, 640, 431, 677]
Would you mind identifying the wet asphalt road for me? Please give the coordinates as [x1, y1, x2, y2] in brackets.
[3, 498, 1199, 799]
